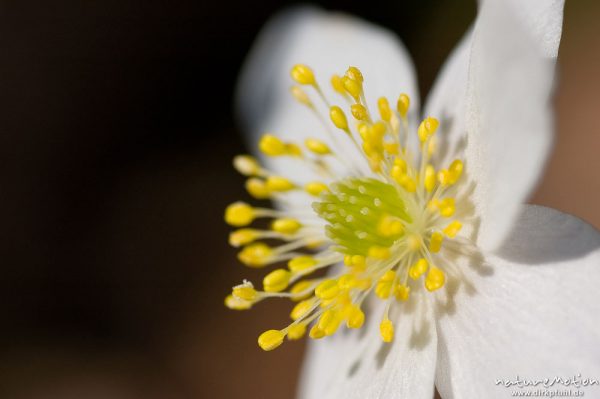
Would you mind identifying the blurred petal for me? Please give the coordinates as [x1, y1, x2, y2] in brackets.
[235, 6, 419, 181]
[298, 298, 437, 399]
[435, 205, 600, 399]
[464, 0, 564, 250]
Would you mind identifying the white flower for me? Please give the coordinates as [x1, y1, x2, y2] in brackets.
[227, 0, 600, 398]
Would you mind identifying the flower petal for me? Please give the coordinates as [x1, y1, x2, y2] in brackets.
[465, 0, 565, 251]
[481, 0, 564, 58]
[422, 27, 472, 167]
[298, 297, 437, 399]
[235, 6, 419, 181]
[435, 205, 600, 399]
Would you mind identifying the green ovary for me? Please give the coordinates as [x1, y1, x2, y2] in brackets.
[313, 178, 411, 256]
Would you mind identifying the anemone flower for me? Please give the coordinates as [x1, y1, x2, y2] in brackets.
[225, 0, 600, 397]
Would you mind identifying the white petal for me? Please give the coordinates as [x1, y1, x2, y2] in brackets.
[298, 296, 437, 399]
[423, 27, 472, 167]
[435, 205, 600, 399]
[424, 0, 563, 169]
[465, 0, 565, 250]
[480, 0, 564, 57]
[235, 6, 419, 182]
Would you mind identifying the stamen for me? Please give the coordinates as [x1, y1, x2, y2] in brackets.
[380, 318, 394, 342]
[290, 64, 316, 86]
[258, 329, 286, 351]
[397, 94, 410, 119]
[224, 64, 470, 351]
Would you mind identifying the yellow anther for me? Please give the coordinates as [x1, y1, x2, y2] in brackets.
[318, 309, 342, 336]
[259, 134, 286, 156]
[304, 181, 329, 196]
[417, 117, 439, 142]
[398, 174, 417, 193]
[331, 74, 346, 96]
[424, 164, 436, 192]
[290, 280, 314, 300]
[368, 245, 391, 260]
[375, 270, 396, 299]
[377, 214, 404, 237]
[224, 294, 252, 310]
[337, 274, 357, 290]
[315, 279, 339, 300]
[337, 290, 353, 305]
[271, 218, 301, 235]
[232, 281, 257, 301]
[285, 143, 303, 157]
[425, 266, 445, 291]
[304, 138, 331, 155]
[290, 64, 316, 85]
[263, 269, 292, 292]
[393, 157, 407, 171]
[381, 270, 396, 282]
[397, 93, 410, 118]
[290, 85, 312, 106]
[266, 176, 295, 192]
[288, 256, 318, 273]
[258, 329, 285, 351]
[345, 66, 363, 83]
[429, 232, 444, 253]
[394, 284, 410, 301]
[290, 299, 314, 320]
[369, 122, 386, 141]
[330, 106, 349, 131]
[229, 228, 259, 247]
[384, 142, 399, 155]
[448, 159, 464, 184]
[378, 97, 392, 122]
[351, 103, 368, 121]
[380, 318, 394, 342]
[245, 178, 271, 199]
[342, 76, 362, 101]
[349, 255, 366, 271]
[238, 243, 272, 267]
[357, 123, 369, 140]
[287, 323, 307, 340]
[407, 234, 422, 251]
[363, 141, 383, 161]
[391, 167, 405, 183]
[443, 221, 462, 238]
[439, 198, 456, 217]
[233, 155, 260, 176]
[225, 202, 255, 226]
[409, 258, 429, 280]
[346, 305, 365, 329]
[309, 325, 325, 339]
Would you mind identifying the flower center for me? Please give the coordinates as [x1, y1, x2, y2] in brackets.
[224, 64, 472, 351]
[315, 178, 411, 257]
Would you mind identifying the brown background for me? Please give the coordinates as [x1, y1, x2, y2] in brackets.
[0, 0, 598, 398]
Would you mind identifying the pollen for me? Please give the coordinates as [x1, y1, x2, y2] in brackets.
[258, 329, 285, 351]
[224, 64, 470, 351]
[225, 202, 255, 226]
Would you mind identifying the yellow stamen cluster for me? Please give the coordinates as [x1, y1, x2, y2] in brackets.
[224, 64, 469, 351]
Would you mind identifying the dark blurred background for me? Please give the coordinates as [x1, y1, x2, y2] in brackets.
[0, 1, 598, 398]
